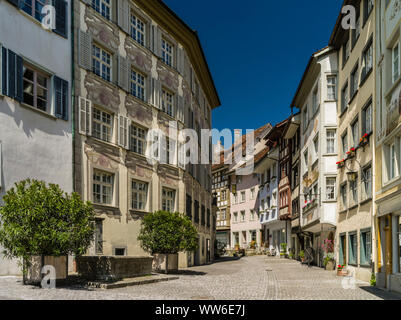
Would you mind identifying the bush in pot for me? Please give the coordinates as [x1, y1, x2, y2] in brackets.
[138, 211, 198, 274]
[0, 179, 95, 285]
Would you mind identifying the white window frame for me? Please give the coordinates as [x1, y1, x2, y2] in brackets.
[327, 75, 337, 100]
[130, 69, 146, 101]
[161, 38, 173, 67]
[162, 88, 174, 117]
[91, 0, 111, 20]
[130, 123, 147, 155]
[131, 179, 148, 211]
[22, 64, 49, 112]
[326, 177, 336, 201]
[393, 42, 400, 84]
[241, 191, 246, 203]
[162, 187, 175, 212]
[92, 44, 111, 82]
[93, 108, 113, 142]
[130, 12, 145, 46]
[326, 129, 336, 154]
[93, 170, 114, 205]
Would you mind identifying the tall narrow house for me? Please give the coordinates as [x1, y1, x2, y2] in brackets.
[330, 0, 375, 282]
[72, 0, 220, 266]
[374, 0, 401, 294]
[0, 0, 71, 275]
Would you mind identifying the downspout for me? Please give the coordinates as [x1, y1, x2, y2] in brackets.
[71, 0, 75, 192]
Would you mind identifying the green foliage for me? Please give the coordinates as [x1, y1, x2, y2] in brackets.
[370, 273, 376, 287]
[138, 211, 198, 255]
[280, 243, 287, 253]
[299, 250, 305, 259]
[0, 179, 95, 266]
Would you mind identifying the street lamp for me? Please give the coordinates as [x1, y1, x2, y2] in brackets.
[346, 171, 358, 182]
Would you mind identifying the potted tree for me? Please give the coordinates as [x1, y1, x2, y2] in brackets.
[280, 243, 288, 258]
[299, 250, 305, 263]
[138, 211, 198, 274]
[0, 179, 95, 286]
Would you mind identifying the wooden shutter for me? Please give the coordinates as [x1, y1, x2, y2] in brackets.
[112, 54, 118, 85]
[118, 55, 129, 91]
[16, 55, 23, 102]
[78, 30, 92, 70]
[6, 0, 19, 7]
[117, 0, 129, 33]
[177, 95, 184, 123]
[118, 115, 130, 149]
[146, 76, 152, 105]
[1, 46, 6, 96]
[155, 27, 162, 57]
[53, 0, 68, 38]
[7, 49, 16, 99]
[54, 76, 69, 120]
[111, 0, 118, 23]
[177, 46, 184, 75]
[79, 96, 92, 135]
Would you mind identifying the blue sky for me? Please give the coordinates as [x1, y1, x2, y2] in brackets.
[164, 0, 342, 135]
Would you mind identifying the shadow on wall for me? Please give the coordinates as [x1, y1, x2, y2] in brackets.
[1, 97, 71, 139]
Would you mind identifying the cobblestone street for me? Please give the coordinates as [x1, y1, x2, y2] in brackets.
[0, 256, 400, 300]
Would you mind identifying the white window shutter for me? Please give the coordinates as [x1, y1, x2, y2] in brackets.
[78, 30, 92, 70]
[86, 99, 92, 136]
[117, 0, 129, 33]
[177, 46, 184, 75]
[146, 76, 152, 105]
[177, 95, 184, 123]
[118, 55, 129, 91]
[79, 97, 87, 135]
[154, 79, 162, 109]
[155, 27, 162, 57]
[125, 119, 131, 149]
[118, 115, 130, 149]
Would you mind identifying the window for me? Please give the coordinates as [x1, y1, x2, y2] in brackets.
[312, 86, 319, 114]
[362, 101, 372, 134]
[161, 38, 173, 67]
[114, 248, 126, 256]
[339, 234, 346, 265]
[360, 229, 372, 266]
[341, 82, 349, 112]
[131, 179, 148, 210]
[313, 135, 319, 155]
[22, 65, 49, 112]
[326, 129, 336, 154]
[350, 174, 358, 205]
[130, 124, 147, 155]
[162, 188, 175, 212]
[363, 165, 372, 199]
[363, 0, 374, 24]
[351, 119, 359, 148]
[304, 150, 308, 168]
[221, 190, 227, 201]
[362, 40, 373, 81]
[161, 89, 174, 117]
[260, 199, 265, 212]
[131, 69, 145, 101]
[350, 64, 359, 98]
[393, 42, 400, 84]
[93, 108, 112, 142]
[93, 170, 113, 205]
[343, 38, 350, 65]
[341, 183, 348, 209]
[221, 209, 227, 220]
[390, 143, 396, 180]
[241, 191, 246, 203]
[327, 76, 336, 100]
[233, 193, 238, 205]
[233, 212, 238, 223]
[250, 209, 255, 221]
[92, 0, 111, 20]
[95, 219, 103, 254]
[130, 13, 145, 46]
[303, 107, 308, 131]
[348, 232, 358, 265]
[21, 0, 47, 22]
[342, 132, 348, 157]
[250, 188, 255, 200]
[92, 44, 111, 82]
[267, 196, 271, 208]
[351, 7, 360, 47]
[326, 177, 336, 200]
[240, 210, 245, 222]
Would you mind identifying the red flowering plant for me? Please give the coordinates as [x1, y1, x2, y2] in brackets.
[336, 159, 346, 168]
[337, 265, 346, 271]
[359, 133, 370, 146]
[322, 239, 334, 266]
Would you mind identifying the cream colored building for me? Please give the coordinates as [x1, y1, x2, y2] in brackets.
[374, 0, 401, 294]
[73, 0, 220, 267]
[329, 0, 376, 282]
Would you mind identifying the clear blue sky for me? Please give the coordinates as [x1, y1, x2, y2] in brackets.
[164, 0, 342, 133]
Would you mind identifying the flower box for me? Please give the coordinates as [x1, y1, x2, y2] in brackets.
[336, 159, 345, 169]
[359, 133, 370, 147]
[346, 147, 356, 159]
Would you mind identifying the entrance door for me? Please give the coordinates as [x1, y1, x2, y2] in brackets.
[340, 235, 346, 266]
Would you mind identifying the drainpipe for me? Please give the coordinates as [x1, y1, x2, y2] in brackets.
[70, 0, 75, 193]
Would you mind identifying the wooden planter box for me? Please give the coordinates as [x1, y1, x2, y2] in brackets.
[24, 255, 68, 286]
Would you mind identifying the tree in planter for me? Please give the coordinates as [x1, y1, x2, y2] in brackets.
[138, 211, 198, 274]
[0, 179, 95, 282]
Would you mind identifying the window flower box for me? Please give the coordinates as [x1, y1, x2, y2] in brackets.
[336, 159, 346, 169]
[346, 147, 356, 159]
[359, 133, 370, 147]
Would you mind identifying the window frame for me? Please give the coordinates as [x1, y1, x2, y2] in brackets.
[92, 107, 113, 143]
[130, 12, 146, 47]
[327, 75, 337, 101]
[326, 177, 336, 201]
[131, 179, 148, 211]
[350, 63, 359, 99]
[161, 88, 174, 117]
[20, 0, 47, 22]
[130, 68, 146, 101]
[348, 231, 358, 266]
[162, 187, 175, 212]
[161, 38, 174, 67]
[341, 81, 349, 113]
[130, 123, 147, 155]
[393, 41, 400, 84]
[91, 0, 111, 20]
[92, 44, 112, 82]
[93, 170, 114, 205]
[326, 129, 336, 154]
[22, 64, 49, 112]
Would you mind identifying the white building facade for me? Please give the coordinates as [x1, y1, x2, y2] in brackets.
[0, 0, 72, 275]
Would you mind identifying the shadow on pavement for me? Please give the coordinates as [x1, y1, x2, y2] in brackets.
[359, 286, 401, 300]
[212, 257, 242, 264]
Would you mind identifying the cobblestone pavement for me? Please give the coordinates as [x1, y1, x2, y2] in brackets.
[0, 256, 400, 300]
